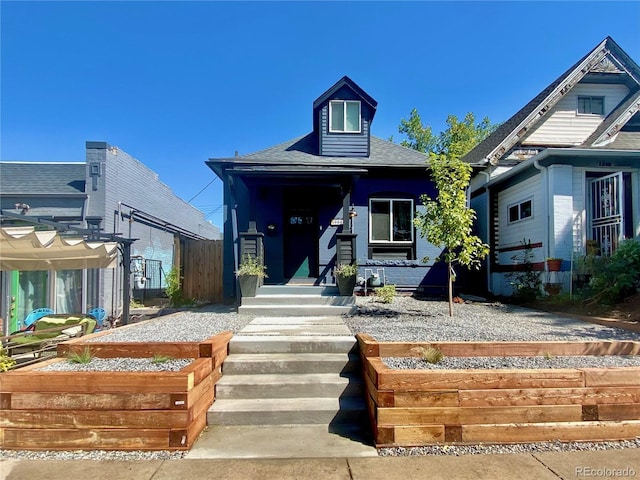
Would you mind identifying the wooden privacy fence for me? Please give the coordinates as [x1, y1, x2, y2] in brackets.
[178, 238, 223, 304]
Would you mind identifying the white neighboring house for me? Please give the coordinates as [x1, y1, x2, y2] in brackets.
[464, 36, 640, 297]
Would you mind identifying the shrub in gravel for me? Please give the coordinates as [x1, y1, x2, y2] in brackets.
[419, 346, 445, 364]
[375, 284, 397, 304]
[67, 347, 94, 364]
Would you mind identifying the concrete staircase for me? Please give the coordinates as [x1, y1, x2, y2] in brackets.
[208, 333, 366, 427]
[192, 314, 376, 459]
[237, 285, 356, 317]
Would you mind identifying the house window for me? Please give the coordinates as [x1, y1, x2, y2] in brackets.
[329, 100, 361, 133]
[578, 96, 604, 115]
[370, 199, 414, 242]
[508, 198, 533, 223]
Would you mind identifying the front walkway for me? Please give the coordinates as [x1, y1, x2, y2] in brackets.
[187, 314, 377, 459]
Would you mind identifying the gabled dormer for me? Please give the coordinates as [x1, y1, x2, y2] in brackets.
[312, 76, 378, 157]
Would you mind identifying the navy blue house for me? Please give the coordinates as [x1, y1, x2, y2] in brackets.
[207, 76, 447, 301]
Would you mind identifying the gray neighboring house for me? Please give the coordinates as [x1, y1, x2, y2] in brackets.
[464, 36, 640, 297]
[0, 141, 220, 334]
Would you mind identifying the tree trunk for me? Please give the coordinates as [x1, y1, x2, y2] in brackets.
[448, 260, 453, 317]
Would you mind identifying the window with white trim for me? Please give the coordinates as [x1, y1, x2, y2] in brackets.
[329, 100, 361, 133]
[370, 199, 414, 243]
[508, 198, 533, 223]
[578, 96, 604, 115]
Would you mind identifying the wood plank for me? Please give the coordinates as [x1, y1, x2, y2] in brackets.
[377, 405, 582, 426]
[378, 369, 585, 391]
[460, 387, 640, 407]
[462, 421, 640, 443]
[1, 370, 193, 393]
[392, 425, 445, 445]
[598, 404, 640, 421]
[583, 368, 640, 387]
[362, 367, 392, 407]
[186, 358, 213, 388]
[186, 373, 214, 410]
[0, 427, 171, 450]
[362, 357, 380, 387]
[6, 392, 174, 411]
[378, 341, 640, 358]
[375, 425, 394, 446]
[356, 334, 379, 357]
[394, 391, 459, 408]
[58, 342, 200, 359]
[198, 331, 232, 358]
[1, 409, 190, 429]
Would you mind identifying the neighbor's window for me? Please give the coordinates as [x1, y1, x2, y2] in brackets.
[508, 198, 533, 223]
[370, 199, 414, 243]
[578, 96, 604, 115]
[329, 100, 361, 133]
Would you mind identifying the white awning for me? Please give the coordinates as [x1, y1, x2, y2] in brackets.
[0, 227, 119, 271]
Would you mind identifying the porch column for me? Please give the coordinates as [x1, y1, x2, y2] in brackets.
[336, 183, 356, 265]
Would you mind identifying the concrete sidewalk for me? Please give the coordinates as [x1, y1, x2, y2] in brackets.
[2, 449, 640, 480]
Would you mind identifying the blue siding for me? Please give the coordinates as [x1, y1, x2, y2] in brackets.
[221, 174, 453, 299]
[318, 85, 371, 157]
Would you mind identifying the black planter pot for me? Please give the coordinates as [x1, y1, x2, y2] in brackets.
[337, 275, 356, 296]
[238, 275, 259, 297]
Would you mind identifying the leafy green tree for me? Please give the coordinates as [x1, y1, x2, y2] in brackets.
[438, 112, 496, 157]
[397, 109, 497, 156]
[414, 154, 489, 316]
[398, 108, 438, 153]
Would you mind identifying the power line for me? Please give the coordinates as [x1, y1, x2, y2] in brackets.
[187, 178, 217, 203]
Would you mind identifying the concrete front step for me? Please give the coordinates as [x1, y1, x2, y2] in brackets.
[229, 335, 357, 354]
[257, 285, 340, 296]
[238, 323, 352, 336]
[207, 396, 368, 426]
[215, 373, 364, 399]
[241, 295, 355, 307]
[222, 353, 360, 375]
[238, 304, 356, 316]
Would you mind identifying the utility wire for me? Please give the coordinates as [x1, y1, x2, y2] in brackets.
[187, 178, 217, 203]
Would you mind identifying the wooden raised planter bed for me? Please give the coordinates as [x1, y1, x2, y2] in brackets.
[0, 331, 232, 451]
[357, 334, 640, 447]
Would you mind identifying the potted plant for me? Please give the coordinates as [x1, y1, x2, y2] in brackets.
[546, 258, 563, 272]
[544, 282, 562, 296]
[235, 255, 267, 297]
[334, 263, 358, 296]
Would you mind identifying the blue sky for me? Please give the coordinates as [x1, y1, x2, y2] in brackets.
[2, 1, 639, 230]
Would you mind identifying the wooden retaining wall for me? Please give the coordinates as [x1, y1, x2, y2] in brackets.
[0, 331, 232, 451]
[357, 334, 640, 447]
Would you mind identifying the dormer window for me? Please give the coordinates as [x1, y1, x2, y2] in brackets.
[578, 96, 604, 115]
[329, 100, 361, 133]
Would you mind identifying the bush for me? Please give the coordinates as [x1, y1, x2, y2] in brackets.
[334, 263, 358, 278]
[420, 346, 445, 364]
[507, 238, 541, 302]
[588, 239, 640, 305]
[375, 284, 396, 303]
[0, 347, 16, 372]
[235, 255, 267, 278]
[165, 267, 192, 307]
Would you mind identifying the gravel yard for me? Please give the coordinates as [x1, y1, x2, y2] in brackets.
[346, 295, 640, 342]
[87, 304, 253, 343]
[2, 297, 640, 460]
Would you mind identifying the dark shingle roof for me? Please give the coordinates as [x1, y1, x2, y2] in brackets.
[0, 162, 86, 195]
[462, 37, 640, 166]
[208, 134, 429, 171]
[590, 131, 640, 150]
[312, 76, 378, 112]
